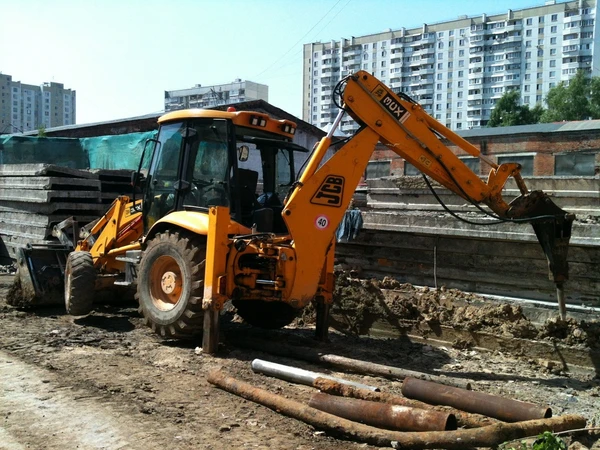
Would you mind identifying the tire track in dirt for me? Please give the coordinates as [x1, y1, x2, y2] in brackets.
[0, 350, 142, 449]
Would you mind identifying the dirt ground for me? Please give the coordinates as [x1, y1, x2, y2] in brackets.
[1, 272, 599, 450]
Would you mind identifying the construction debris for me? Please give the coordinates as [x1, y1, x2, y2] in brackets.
[207, 369, 587, 449]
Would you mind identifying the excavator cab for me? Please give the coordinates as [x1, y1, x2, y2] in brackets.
[140, 111, 304, 235]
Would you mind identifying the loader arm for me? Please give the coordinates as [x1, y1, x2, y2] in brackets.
[282, 71, 574, 315]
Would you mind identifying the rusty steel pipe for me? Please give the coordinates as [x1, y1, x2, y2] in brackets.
[309, 392, 457, 431]
[230, 336, 472, 390]
[207, 369, 586, 449]
[313, 377, 496, 429]
[402, 377, 552, 422]
[251, 359, 379, 392]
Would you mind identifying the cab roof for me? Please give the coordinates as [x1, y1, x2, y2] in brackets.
[158, 108, 297, 140]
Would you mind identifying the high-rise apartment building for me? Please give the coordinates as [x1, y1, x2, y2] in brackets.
[303, 0, 599, 132]
[0, 73, 76, 134]
[165, 79, 268, 112]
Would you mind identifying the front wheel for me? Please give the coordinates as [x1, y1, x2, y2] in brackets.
[65, 251, 95, 316]
[136, 231, 206, 339]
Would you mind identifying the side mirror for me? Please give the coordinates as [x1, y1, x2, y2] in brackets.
[238, 145, 249, 162]
[131, 170, 146, 192]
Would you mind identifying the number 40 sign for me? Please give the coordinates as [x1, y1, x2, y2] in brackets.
[315, 215, 329, 230]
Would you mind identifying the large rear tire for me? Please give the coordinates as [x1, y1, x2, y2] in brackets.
[65, 251, 95, 316]
[136, 231, 205, 339]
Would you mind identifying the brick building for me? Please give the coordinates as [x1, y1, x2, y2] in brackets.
[366, 120, 600, 178]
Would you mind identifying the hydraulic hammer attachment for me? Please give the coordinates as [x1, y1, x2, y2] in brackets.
[507, 190, 575, 319]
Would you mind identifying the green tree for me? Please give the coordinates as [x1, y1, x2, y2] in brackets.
[488, 90, 543, 127]
[37, 125, 47, 137]
[540, 70, 598, 122]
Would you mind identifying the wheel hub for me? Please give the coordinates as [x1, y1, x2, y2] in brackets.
[149, 255, 183, 311]
[161, 271, 178, 294]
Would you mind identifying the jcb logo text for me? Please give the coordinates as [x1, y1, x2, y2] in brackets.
[311, 175, 345, 207]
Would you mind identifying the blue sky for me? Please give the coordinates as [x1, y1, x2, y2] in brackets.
[1, 0, 543, 124]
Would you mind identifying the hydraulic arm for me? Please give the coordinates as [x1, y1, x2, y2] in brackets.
[283, 71, 574, 318]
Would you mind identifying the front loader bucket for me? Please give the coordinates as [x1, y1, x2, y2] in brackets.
[8, 244, 71, 307]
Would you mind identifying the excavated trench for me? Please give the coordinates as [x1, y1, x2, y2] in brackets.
[296, 272, 600, 374]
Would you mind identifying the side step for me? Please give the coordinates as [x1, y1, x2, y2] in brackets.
[114, 250, 141, 287]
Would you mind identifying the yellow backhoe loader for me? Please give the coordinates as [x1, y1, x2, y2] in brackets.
[14, 71, 574, 352]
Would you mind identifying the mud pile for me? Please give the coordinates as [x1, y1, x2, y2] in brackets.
[327, 272, 599, 350]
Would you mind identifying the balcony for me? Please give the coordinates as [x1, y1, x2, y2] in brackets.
[503, 78, 520, 87]
[505, 52, 521, 61]
[469, 37, 485, 47]
[422, 34, 436, 43]
[415, 87, 434, 96]
[390, 61, 403, 70]
[503, 34, 522, 43]
[342, 46, 361, 56]
[562, 60, 585, 70]
[390, 41, 404, 50]
[469, 27, 488, 37]
[467, 92, 482, 101]
[468, 70, 482, 80]
[416, 67, 435, 76]
[563, 44, 579, 53]
[505, 22, 523, 32]
[467, 110, 482, 118]
[564, 23, 582, 34]
[420, 56, 435, 64]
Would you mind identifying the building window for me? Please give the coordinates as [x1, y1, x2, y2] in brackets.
[366, 160, 391, 179]
[551, 25, 557, 33]
[526, 18, 533, 25]
[555, 152, 596, 175]
[551, 14, 557, 22]
[498, 155, 534, 175]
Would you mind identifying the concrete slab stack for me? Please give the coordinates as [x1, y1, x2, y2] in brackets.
[0, 164, 134, 261]
[90, 169, 135, 205]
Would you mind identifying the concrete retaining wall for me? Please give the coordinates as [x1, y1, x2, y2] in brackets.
[337, 176, 600, 307]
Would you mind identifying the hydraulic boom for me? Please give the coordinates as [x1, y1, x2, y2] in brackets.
[283, 71, 574, 319]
